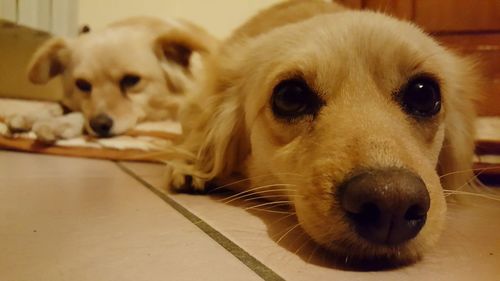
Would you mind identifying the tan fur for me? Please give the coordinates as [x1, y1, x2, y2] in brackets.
[166, 0, 480, 263]
[25, 17, 218, 137]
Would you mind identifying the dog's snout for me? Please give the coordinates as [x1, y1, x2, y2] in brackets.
[89, 114, 113, 137]
[339, 169, 430, 245]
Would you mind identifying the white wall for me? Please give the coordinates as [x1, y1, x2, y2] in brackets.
[78, 0, 284, 39]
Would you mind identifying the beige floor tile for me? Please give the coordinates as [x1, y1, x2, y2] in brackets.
[121, 161, 500, 281]
[0, 152, 262, 281]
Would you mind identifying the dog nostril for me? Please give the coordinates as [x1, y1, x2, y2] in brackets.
[348, 202, 380, 225]
[89, 114, 113, 137]
[405, 204, 427, 221]
[339, 169, 430, 245]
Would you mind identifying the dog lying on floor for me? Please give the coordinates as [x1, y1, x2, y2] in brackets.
[165, 0, 481, 265]
[7, 17, 217, 143]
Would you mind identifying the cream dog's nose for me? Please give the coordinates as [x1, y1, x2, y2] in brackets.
[89, 114, 113, 137]
[339, 169, 430, 245]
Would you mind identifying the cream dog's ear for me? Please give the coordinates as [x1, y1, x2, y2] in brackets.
[438, 55, 482, 190]
[153, 22, 218, 92]
[154, 21, 218, 66]
[27, 38, 71, 84]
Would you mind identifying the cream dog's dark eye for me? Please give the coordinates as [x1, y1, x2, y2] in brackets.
[399, 76, 441, 118]
[271, 79, 323, 119]
[120, 74, 141, 91]
[75, 79, 92, 93]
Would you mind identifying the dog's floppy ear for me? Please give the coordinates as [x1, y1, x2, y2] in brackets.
[153, 22, 218, 92]
[154, 21, 218, 67]
[27, 38, 71, 84]
[174, 58, 248, 183]
[438, 55, 482, 190]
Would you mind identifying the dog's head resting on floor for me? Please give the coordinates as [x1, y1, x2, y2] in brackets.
[168, 0, 480, 265]
[27, 17, 218, 137]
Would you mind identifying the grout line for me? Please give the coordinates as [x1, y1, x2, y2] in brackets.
[115, 162, 285, 281]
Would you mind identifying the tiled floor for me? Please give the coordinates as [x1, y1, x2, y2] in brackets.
[1, 151, 499, 281]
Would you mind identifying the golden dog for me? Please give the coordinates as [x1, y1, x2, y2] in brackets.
[166, 0, 480, 265]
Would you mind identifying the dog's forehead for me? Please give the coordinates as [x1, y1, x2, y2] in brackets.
[72, 28, 151, 56]
[310, 12, 436, 56]
[69, 29, 159, 77]
[251, 11, 442, 79]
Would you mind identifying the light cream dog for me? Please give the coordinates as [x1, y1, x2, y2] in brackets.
[166, 0, 480, 265]
[9, 17, 217, 142]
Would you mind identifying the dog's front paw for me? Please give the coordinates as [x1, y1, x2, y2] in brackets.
[54, 113, 85, 139]
[32, 112, 84, 144]
[32, 112, 85, 144]
[32, 122, 57, 144]
[165, 164, 207, 193]
[6, 114, 34, 133]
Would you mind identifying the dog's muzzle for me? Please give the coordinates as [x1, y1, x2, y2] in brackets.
[338, 169, 430, 245]
[89, 113, 114, 137]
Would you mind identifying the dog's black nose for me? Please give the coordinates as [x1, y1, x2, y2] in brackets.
[339, 169, 430, 245]
[89, 114, 113, 137]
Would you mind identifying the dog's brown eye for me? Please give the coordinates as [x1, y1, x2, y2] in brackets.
[399, 76, 441, 118]
[120, 74, 141, 91]
[271, 79, 323, 119]
[75, 79, 92, 93]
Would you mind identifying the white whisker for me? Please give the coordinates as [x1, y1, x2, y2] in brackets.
[269, 213, 297, 225]
[221, 188, 299, 204]
[443, 189, 500, 201]
[246, 208, 296, 215]
[245, 200, 293, 211]
[294, 233, 312, 255]
[439, 165, 500, 179]
[243, 194, 302, 202]
[219, 183, 297, 203]
[276, 223, 301, 244]
[208, 172, 305, 193]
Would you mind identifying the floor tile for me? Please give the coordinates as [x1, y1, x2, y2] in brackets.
[121, 161, 500, 281]
[0, 152, 262, 281]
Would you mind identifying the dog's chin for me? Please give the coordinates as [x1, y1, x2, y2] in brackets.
[317, 237, 424, 269]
